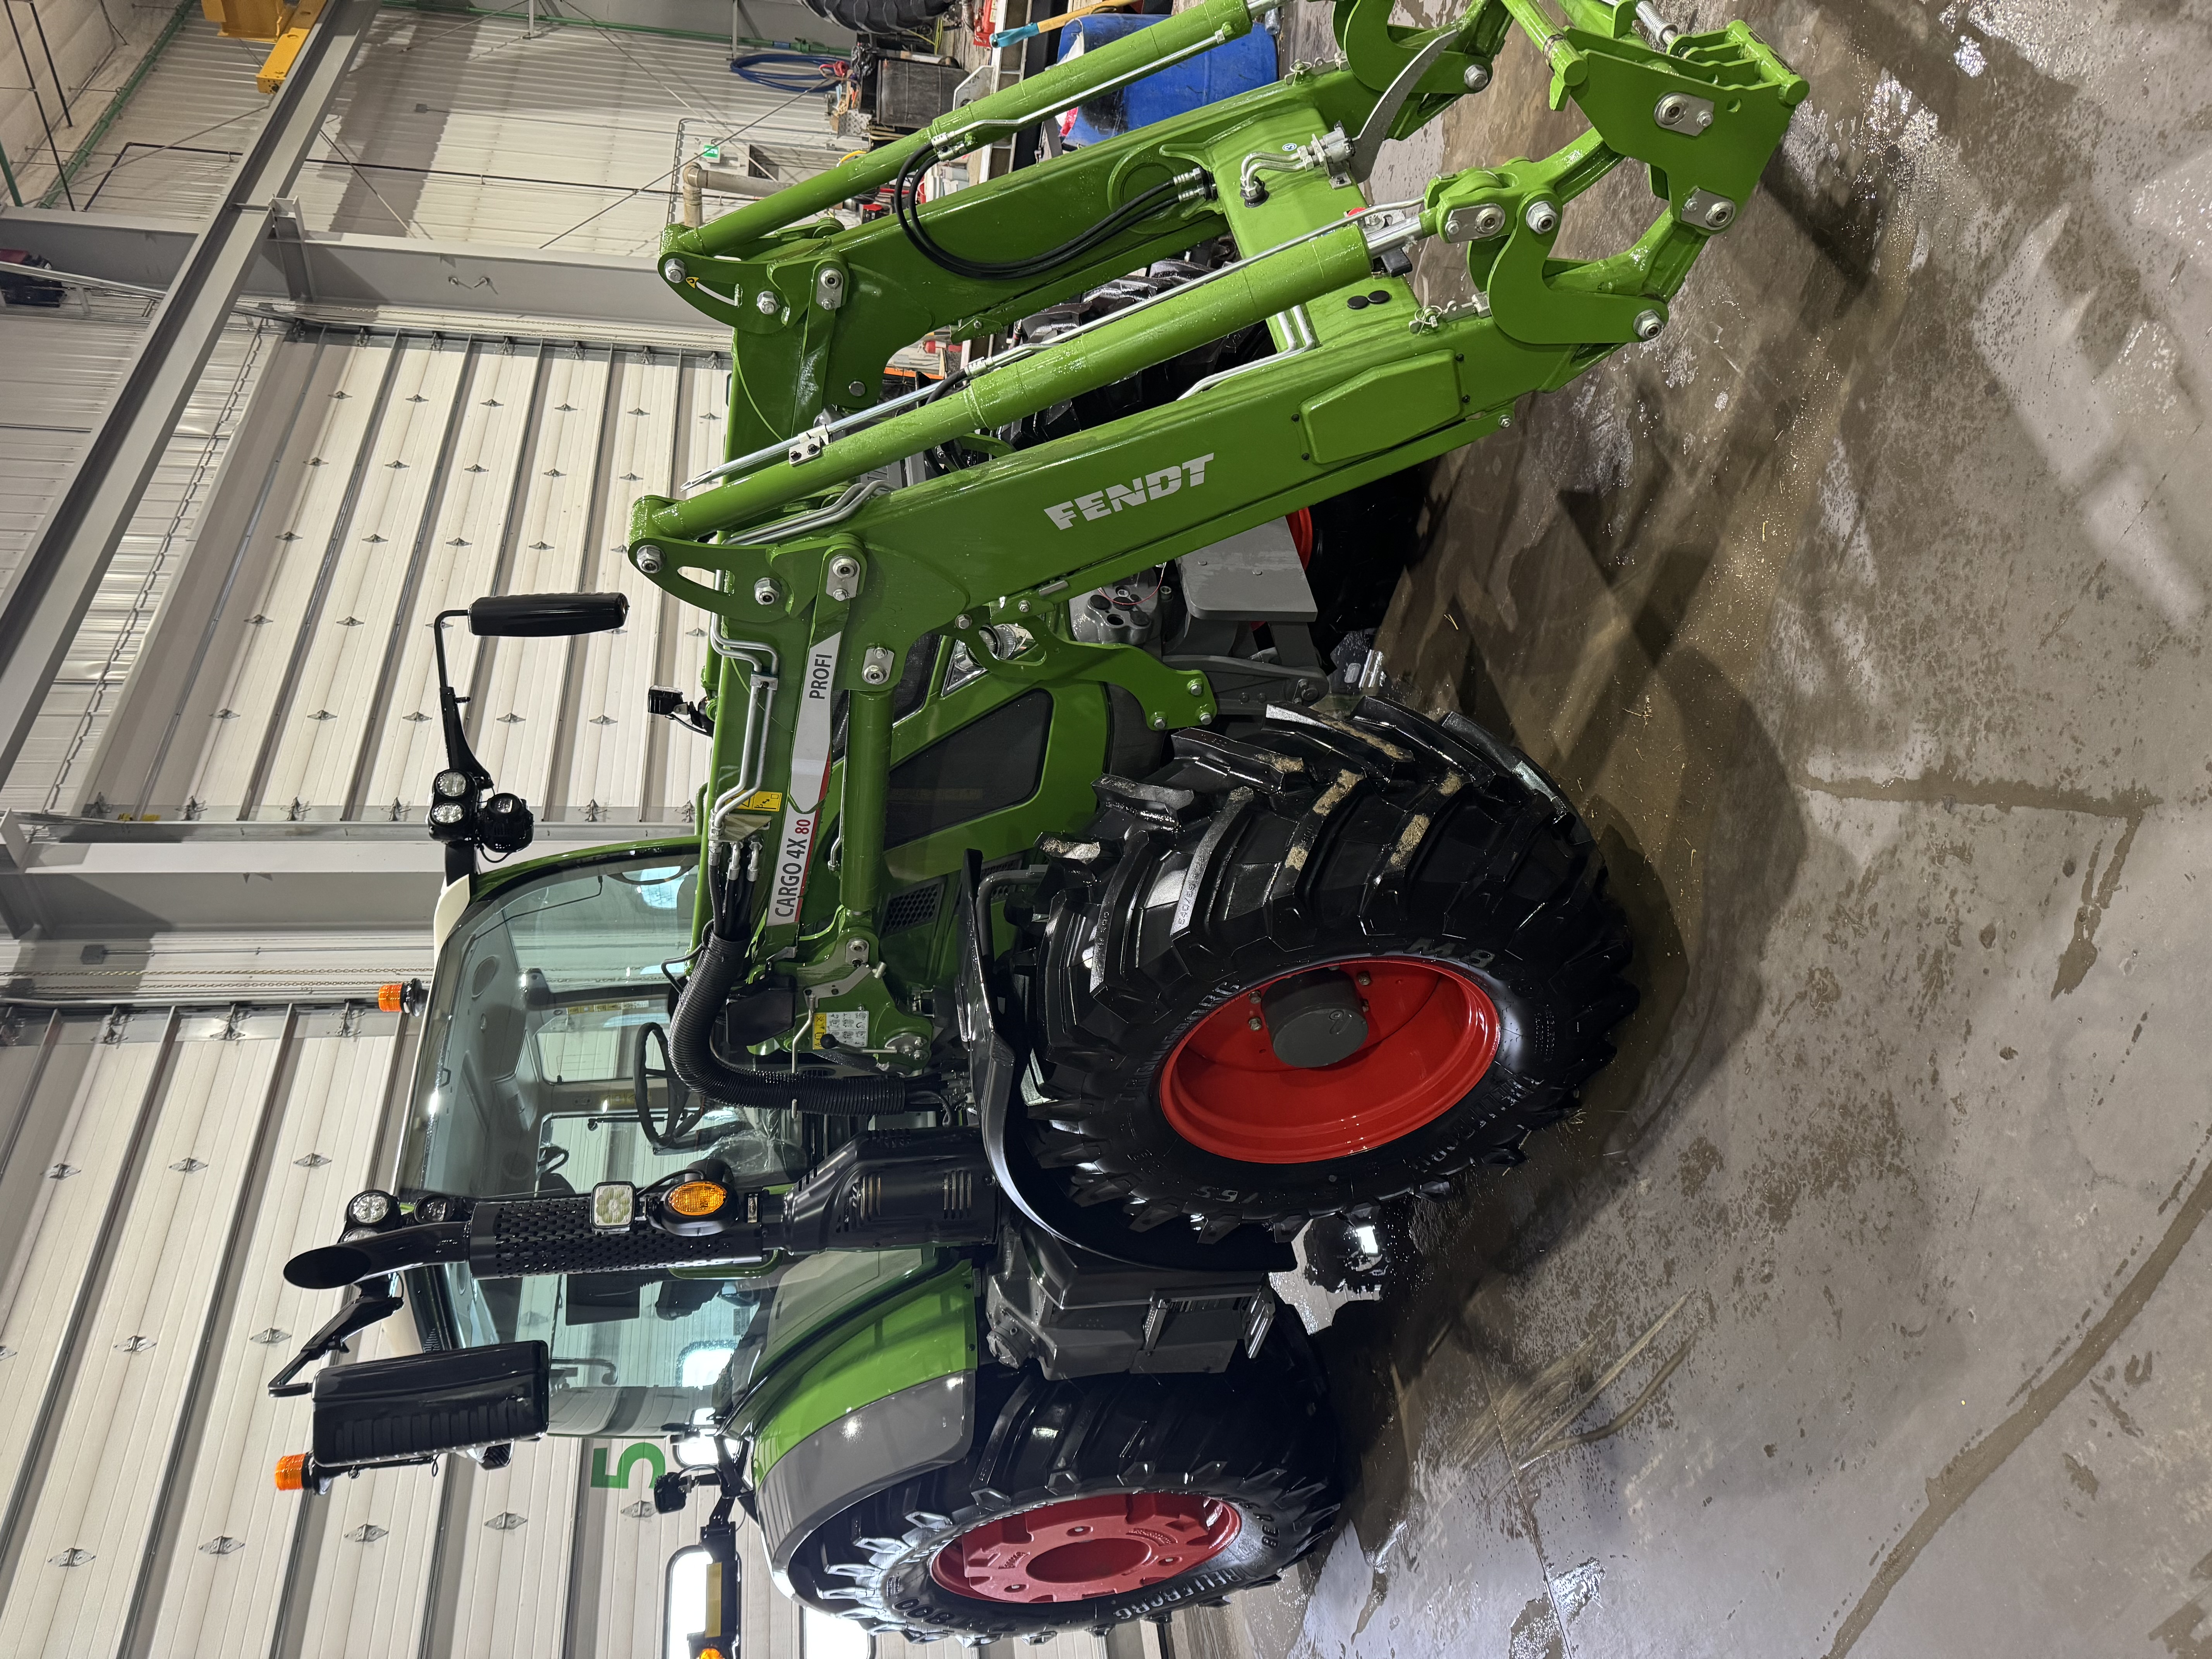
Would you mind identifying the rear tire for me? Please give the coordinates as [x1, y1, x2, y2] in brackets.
[788, 1330, 1338, 1642]
[1024, 698, 1636, 1243]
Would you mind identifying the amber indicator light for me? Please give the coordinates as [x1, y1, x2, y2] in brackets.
[377, 983, 404, 1013]
[274, 1453, 308, 1492]
[668, 1181, 727, 1218]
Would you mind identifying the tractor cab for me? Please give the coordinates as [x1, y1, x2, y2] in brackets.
[389, 846, 933, 1439]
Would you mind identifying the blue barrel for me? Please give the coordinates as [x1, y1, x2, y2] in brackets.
[1062, 13, 1277, 145]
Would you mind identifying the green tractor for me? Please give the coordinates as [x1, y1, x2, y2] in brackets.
[266, 1, 1803, 1647]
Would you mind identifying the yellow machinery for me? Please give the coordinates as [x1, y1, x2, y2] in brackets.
[200, 0, 327, 93]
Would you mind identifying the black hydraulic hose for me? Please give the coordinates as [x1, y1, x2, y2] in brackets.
[667, 931, 909, 1114]
[893, 143, 1193, 283]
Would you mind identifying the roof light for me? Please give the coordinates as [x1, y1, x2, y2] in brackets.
[347, 1190, 393, 1226]
[591, 1182, 635, 1231]
[275, 1453, 308, 1492]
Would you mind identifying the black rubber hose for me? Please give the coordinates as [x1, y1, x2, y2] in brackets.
[667, 932, 909, 1114]
[893, 144, 1191, 283]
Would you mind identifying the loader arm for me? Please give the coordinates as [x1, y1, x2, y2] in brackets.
[618, 0, 1802, 1056]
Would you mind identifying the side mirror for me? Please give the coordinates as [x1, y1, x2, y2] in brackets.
[468, 591, 629, 638]
[310, 1341, 550, 1474]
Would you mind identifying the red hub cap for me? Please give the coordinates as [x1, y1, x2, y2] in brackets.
[929, 1493, 1240, 1603]
[1158, 958, 1501, 1164]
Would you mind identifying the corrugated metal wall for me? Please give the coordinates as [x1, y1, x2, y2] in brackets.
[0, 0, 144, 211]
[0, 303, 285, 816]
[0, 290, 150, 606]
[0, 1002, 406, 1654]
[92, 324, 731, 827]
[65, 9, 842, 256]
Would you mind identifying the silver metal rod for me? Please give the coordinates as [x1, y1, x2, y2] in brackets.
[1635, 2, 1680, 50]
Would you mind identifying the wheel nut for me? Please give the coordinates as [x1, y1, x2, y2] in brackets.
[1525, 200, 1559, 235]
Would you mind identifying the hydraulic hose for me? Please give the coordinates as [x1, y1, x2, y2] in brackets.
[893, 143, 1194, 283]
[668, 931, 910, 1113]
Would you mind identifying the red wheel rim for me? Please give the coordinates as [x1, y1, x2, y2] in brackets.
[929, 1492, 1240, 1604]
[1158, 958, 1500, 1163]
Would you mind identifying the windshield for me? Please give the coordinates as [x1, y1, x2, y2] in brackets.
[396, 850, 916, 1436]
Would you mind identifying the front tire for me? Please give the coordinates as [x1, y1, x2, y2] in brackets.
[788, 1333, 1338, 1642]
[1025, 699, 1636, 1244]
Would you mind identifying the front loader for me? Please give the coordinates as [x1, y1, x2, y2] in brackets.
[265, 1, 1804, 1646]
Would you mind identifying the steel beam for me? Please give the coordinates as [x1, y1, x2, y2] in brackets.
[0, 205, 721, 330]
[0, 814, 663, 936]
[0, 0, 380, 791]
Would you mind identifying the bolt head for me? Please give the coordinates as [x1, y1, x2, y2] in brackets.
[754, 289, 781, 316]
[1704, 199, 1735, 228]
[1463, 62, 1491, 92]
[954, 613, 971, 629]
[661, 258, 685, 283]
[1635, 309, 1664, 340]
[828, 554, 860, 579]
[1185, 678, 1204, 695]
[849, 379, 867, 397]
[1248, 1016, 1264, 1032]
[1525, 200, 1559, 235]
[1659, 95, 1686, 122]
[1150, 713, 1166, 730]
[635, 545, 663, 574]
[1471, 203, 1506, 238]
[1017, 599, 1030, 614]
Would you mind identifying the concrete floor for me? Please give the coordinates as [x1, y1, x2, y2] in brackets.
[1180, 3, 2212, 1656]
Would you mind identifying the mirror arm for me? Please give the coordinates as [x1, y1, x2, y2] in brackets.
[432, 610, 494, 793]
[266, 1283, 404, 1398]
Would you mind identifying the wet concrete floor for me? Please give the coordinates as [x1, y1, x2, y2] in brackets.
[1175, 3, 2212, 1656]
